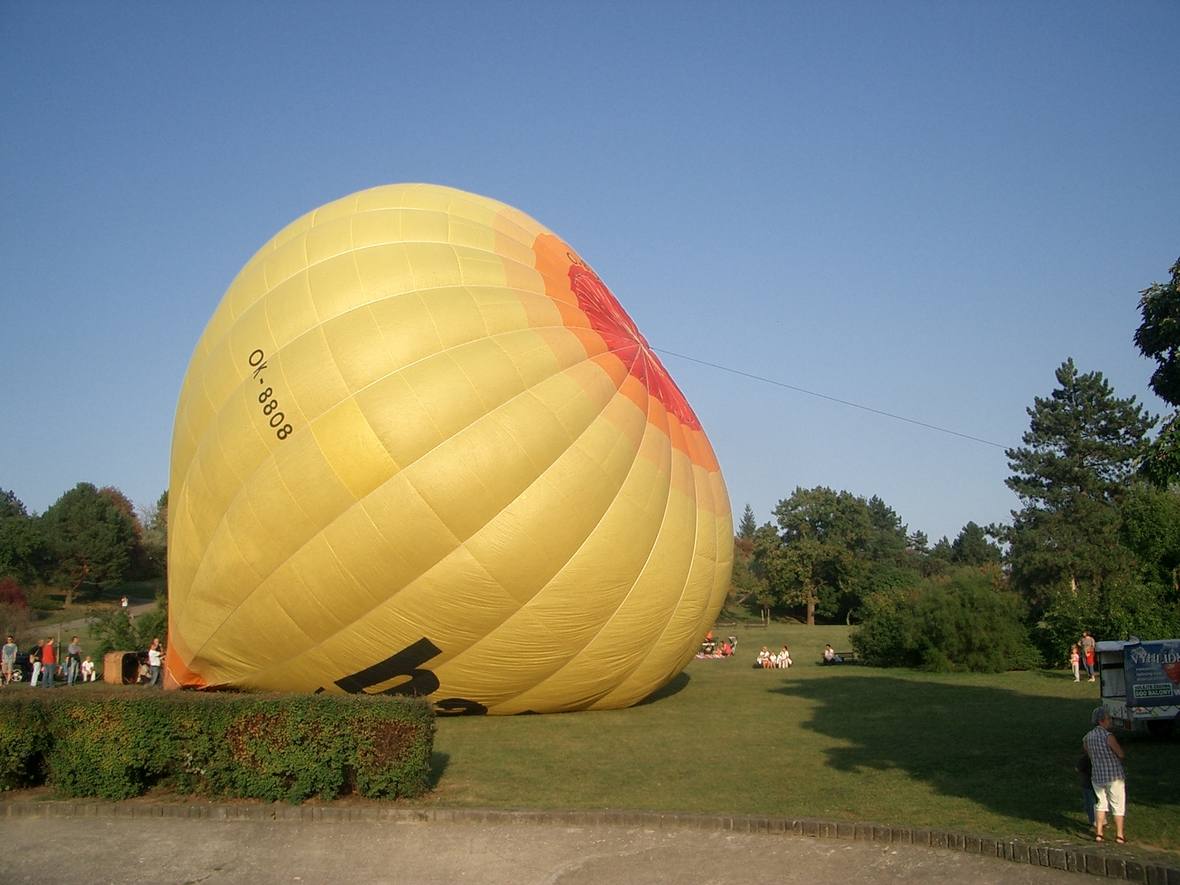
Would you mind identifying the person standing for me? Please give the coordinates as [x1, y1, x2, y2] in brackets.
[1081, 631, 1097, 682]
[1084, 707, 1127, 844]
[1070, 645, 1081, 682]
[1, 635, 17, 685]
[28, 645, 40, 687]
[40, 638, 56, 689]
[66, 635, 82, 686]
[146, 638, 163, 687]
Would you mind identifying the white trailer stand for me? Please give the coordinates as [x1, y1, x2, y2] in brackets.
[1096, 639, 1180, 736]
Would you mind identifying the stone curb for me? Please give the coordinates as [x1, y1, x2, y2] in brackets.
[2, 801, 1177, 883]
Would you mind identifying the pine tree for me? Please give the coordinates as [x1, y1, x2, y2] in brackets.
[737, 504, 757, 540]
[1005, 359, 1156, 607]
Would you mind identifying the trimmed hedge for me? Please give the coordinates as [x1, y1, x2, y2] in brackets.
[0, 694, 46, 790]
[0, 688, 434, 802]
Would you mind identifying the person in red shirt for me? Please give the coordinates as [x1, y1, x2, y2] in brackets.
[40, 638, 57, 688]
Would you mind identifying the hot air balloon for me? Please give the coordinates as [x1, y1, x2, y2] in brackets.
[166, 183, 732, 713]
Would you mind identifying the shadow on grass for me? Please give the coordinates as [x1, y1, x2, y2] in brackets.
[428, 751, 450, 789]
[637, 671, 691, 706]
[773, 673, 1178, 834]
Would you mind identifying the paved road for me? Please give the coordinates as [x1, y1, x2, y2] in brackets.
[0, 817, 1084, 885]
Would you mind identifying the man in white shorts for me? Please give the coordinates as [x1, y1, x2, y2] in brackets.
[1083, 707, 1126, 843]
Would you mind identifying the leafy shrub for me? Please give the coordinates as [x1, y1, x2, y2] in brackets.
[46, 695, 174, 799]
[187, 696, 354, 802]
[0, 689, 435, 802]
[351, 699, 435, 797]
[86, 596, 168, 659]
[0, 577, 31, 636]
[0, 577, 28, 609]
[0, 695, 48, 789]
[848, 586, 917, 667]
[1034, 581, 1180, 662]
[1104, 580, 1180, 641]
[852, 568, 1042, 672]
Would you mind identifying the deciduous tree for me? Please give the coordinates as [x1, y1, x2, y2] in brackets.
[756, 487, 918, 624]
[1134, 257, 1180, 486]
[140, 489, 168, 577]
[40, 483, 137, 606]
[0, 488, 49, 586]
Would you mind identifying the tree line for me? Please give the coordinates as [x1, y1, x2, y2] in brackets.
[733, 258, 1180, 669]
[0, 484, 167, 633]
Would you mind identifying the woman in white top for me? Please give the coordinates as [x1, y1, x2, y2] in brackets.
[146, 638, 163, 687]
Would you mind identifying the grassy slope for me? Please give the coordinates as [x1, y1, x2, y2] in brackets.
[427, 624, 1180, 858]
[13, 578, 164, 647]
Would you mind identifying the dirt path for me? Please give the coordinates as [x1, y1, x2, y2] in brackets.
[30, 601, 158, 644]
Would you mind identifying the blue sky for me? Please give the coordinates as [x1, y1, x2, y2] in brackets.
[2, 1, 1177, 542]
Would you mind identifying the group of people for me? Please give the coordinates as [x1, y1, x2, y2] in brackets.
[698, 632, 737, 658]
[755, 645, 792, 669]
[1, 634, 97, 686]
[0, 635, 166, 687]
[1069, 631, 1098, 682]
[1068, 627, 1128, 843]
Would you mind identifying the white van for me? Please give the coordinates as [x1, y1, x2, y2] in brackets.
[1095, 638, 1180, 736]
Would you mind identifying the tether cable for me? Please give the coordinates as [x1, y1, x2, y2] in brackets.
[654, 347, 1008, 450]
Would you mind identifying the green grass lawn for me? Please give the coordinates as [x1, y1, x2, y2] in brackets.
[424, 624, 1180, 860]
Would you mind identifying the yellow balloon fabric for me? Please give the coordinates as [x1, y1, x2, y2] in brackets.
[166, 184, 732, 714]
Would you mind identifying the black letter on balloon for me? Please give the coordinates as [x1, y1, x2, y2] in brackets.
[334, 637, 442, 697]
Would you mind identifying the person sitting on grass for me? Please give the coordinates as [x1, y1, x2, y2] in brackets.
[80, 656, 96, 682]
[775, 645, 792, 668]
[756, 646, 772, 668]
[720, 639, 733, 657]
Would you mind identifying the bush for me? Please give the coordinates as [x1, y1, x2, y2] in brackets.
[47, 695, 173, 799]
[0, 577, 28, 609]
[183, 696, 355, 802]
[0, 602, 30, 639]
[1034, 582, 1180, 662]
[852, 568, 1042, 672]
[848, 586, 918, 667]
[0, 695, 47, 790]
[86, 594, 168, 658]
[0, 577, 31, 636]
[0, 689, 435, 802]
